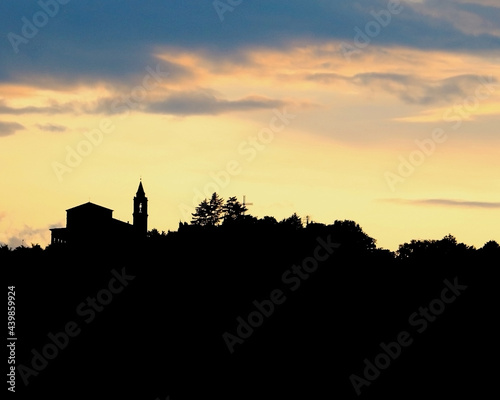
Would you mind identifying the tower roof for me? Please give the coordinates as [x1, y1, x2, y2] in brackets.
[136, 181, 145, 196]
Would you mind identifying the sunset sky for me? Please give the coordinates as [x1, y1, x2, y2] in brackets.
[1, 0, 499, 250]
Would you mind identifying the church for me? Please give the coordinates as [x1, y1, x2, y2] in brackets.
[50, 181, 148, 246]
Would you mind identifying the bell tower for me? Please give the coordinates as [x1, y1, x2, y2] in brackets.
[133, 180, 148, 238]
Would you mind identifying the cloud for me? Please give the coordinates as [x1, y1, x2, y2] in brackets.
[0, 99, 75, 115]
[307, 72, 498, 105]
[0, 88, 289, 118]
[383, 198, 500, 209]
[1, 1, 499, 86]
[455, 0, 500, 7]
[36, 123, 67, 132]
[0, 121, 24, 137]
[356, 73, 495, 105]
[5, 224, 50, 249]
[0, 95, 144, 117]
[408, 0, 500, 36]
[0, 97, 126, 117]
[145, 91, 289, 116]
[306, 73, 346, 84]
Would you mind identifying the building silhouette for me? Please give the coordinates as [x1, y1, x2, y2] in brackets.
[133, 180, 148, 238]
[50, 181, 148, 246]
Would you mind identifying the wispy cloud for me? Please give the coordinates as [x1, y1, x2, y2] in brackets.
[145, 91, 289, 116]
[307, 72, 497, 105]
[0, 99, 75, 115]
[383, 198, 500, 209]
[36, 123, 67, 132]
[352, 73, 488, 105]
[4, 224, 51, 249]
[0, 121, 24, 137]
[408, 0, 500, 36]
[0, 90, 290, 118]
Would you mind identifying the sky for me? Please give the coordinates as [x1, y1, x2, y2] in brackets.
[1, 0, 499, 251]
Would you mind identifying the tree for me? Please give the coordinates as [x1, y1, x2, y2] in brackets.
[481, 240, 499, 252]
[280, 213, 303, 230]
[147, 229, 166, 240]
[329, 220, 376, 251]
[478, 240, 500, 262]
[396, 234, 473, 262]
[191, 199, 211, 226]
[207, 192, 224, 226]
[258, 216, 278, 226]
[396, 239, 432, 260]
[222, 196, 248, 224]
[191, 193, 224, 227]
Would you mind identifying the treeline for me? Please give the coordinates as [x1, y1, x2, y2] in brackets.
[1, 192, 499, 265]
[150, 192, 499, 265]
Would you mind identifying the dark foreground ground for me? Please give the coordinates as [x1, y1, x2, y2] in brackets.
[4, 225, 498, 399]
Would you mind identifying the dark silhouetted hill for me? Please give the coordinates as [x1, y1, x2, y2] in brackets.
[3, 221, 497, 399]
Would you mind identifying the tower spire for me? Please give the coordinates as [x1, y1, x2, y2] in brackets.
[136, 180, 145, 196]
[133, 180, 148, 238]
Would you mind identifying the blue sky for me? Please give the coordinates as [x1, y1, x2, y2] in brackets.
[2, 1, 499, 83]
